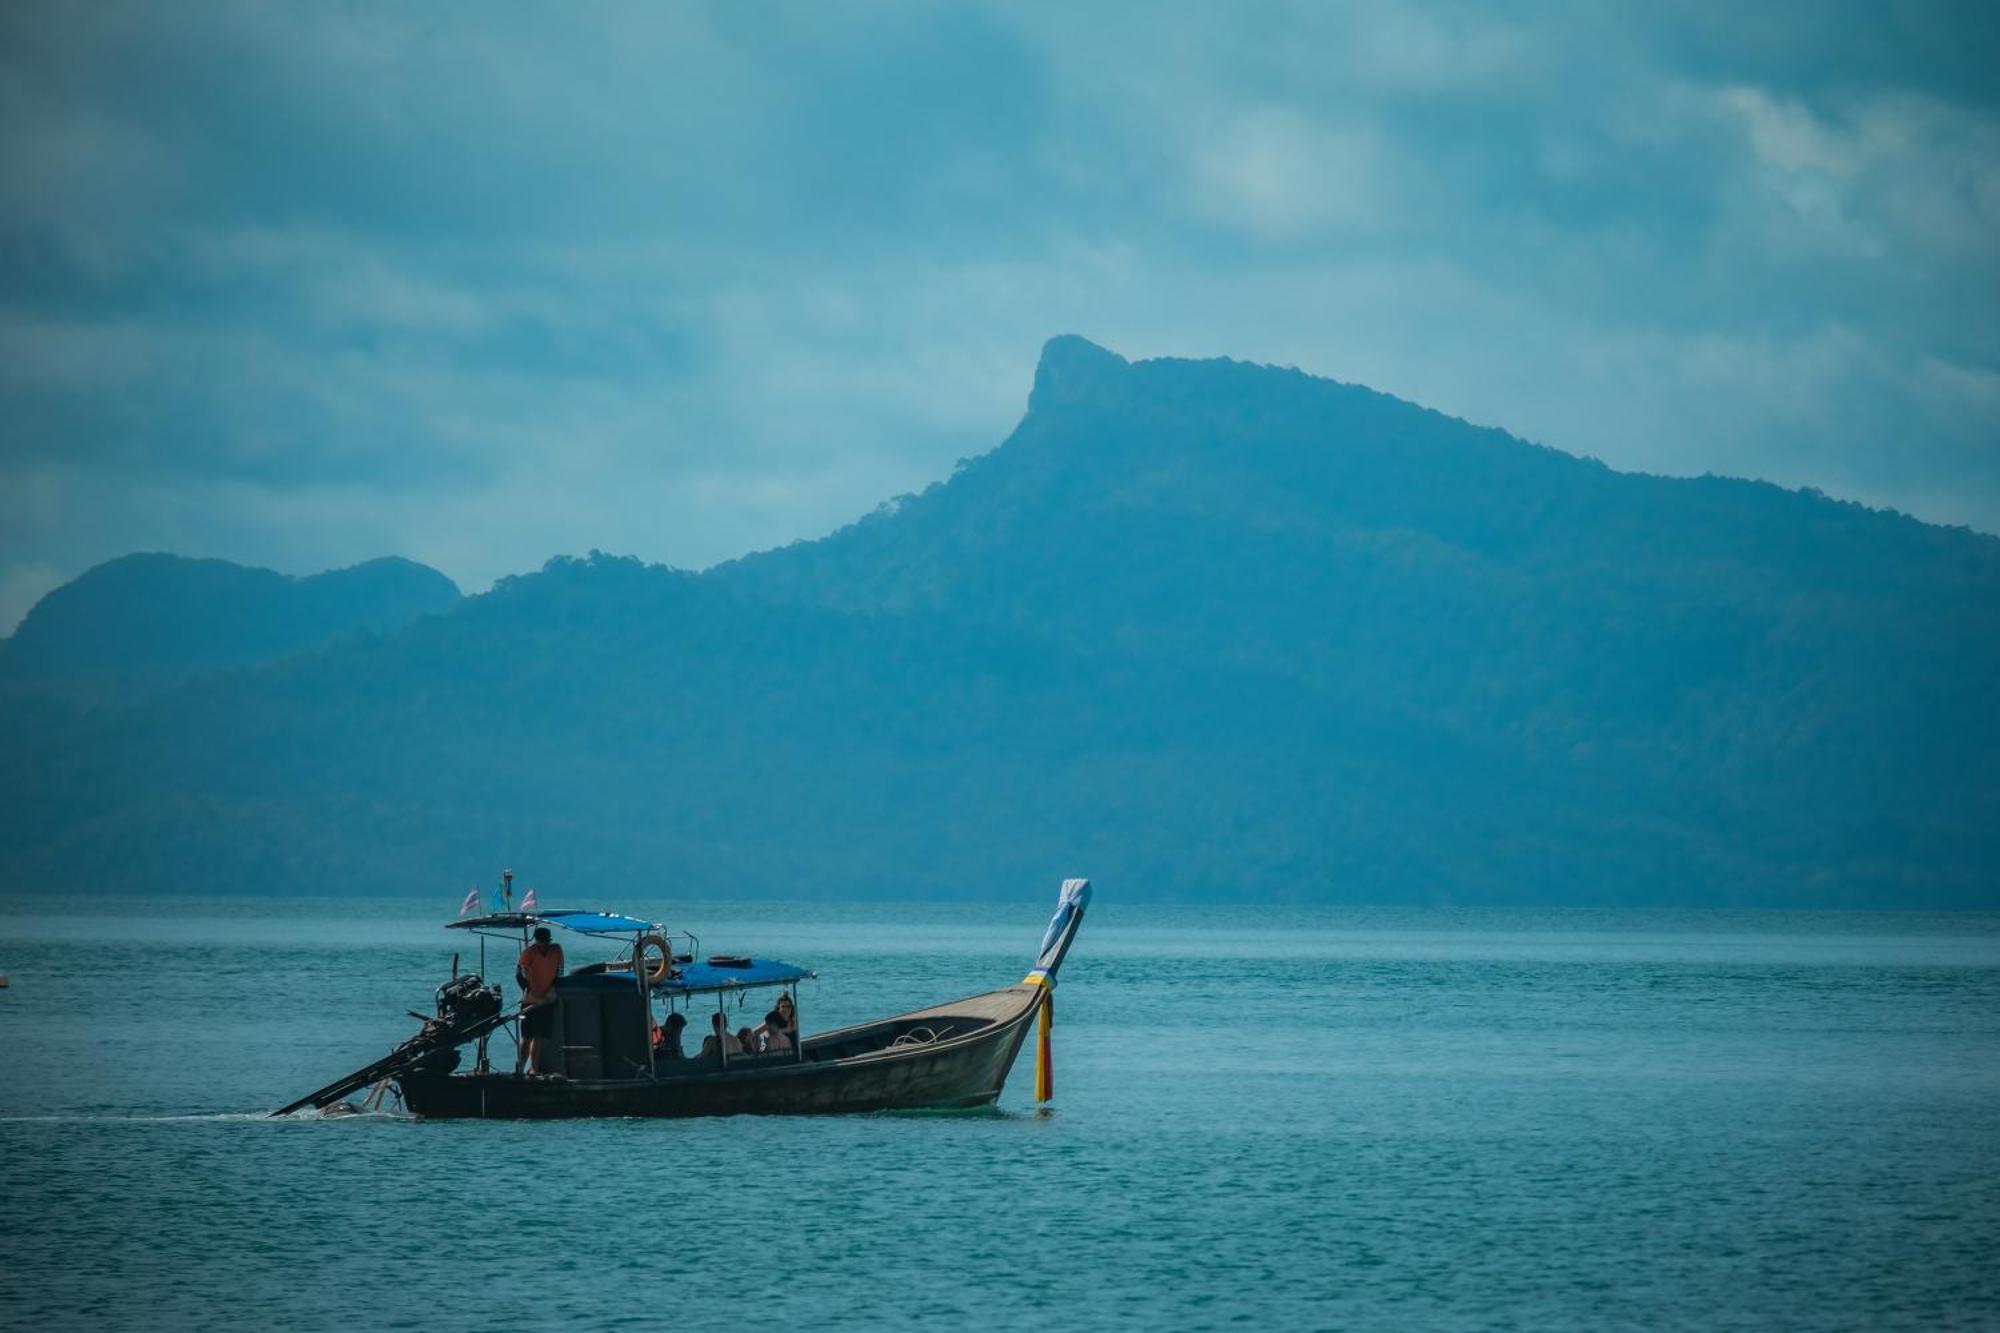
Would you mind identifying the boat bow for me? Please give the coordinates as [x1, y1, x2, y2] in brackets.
[1023, 876, 1092, 989]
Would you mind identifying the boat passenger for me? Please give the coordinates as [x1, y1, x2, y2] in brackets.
[774, 992, 798, 1042]
[653, 1011, 688, 1061]
[736, 1025, 757, 1055]
[515, 926, 564, 1075]
[755, 1009, 793, 1055]
[700, 1011, 744, 1059]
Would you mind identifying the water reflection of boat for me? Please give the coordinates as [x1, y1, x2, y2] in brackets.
[275, 879, 1089, 1120]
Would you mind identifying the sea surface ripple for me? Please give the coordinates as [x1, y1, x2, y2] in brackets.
[2, 897, 1997, 1330]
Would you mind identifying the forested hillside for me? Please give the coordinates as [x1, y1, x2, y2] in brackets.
[3, 339, 1995, 905]
[0, 554, 460, 701]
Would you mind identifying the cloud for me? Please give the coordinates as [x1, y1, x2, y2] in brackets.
[1183, 109, 1399, 240]
[2, 1, 1997, 631]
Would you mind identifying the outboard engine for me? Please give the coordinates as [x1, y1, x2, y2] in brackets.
[404, 973, 501, 1073]
[436, 973, 502, 1034]
[273, 972, 507, 1116]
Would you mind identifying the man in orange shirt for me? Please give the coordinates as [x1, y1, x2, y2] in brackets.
[515, 926, 564, 1075]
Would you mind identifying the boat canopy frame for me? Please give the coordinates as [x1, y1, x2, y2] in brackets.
[443, 904, 815, 1077]
[444, 909, 814, 997]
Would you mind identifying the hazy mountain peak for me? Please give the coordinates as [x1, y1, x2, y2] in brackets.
[0, 552, 461, 701]
[4, 340, 1994, 907]
[1029, 334, 1130, 412]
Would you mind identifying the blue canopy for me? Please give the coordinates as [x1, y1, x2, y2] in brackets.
[537, 909, 655, 936]
[659, 958, 814, 996]
[446, 908, 655, 936]
[556, 958, 812, 997]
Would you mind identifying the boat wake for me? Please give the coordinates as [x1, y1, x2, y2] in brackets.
[0, 1109, 404, 1124]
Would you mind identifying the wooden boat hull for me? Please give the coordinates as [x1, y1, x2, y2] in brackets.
[396, 984, 1043, 1119]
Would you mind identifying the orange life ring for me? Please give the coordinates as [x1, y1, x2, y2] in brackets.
[636, 933, 673, 984]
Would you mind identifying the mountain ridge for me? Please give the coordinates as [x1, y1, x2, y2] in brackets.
[0, 553, 461, 701]
[2, 337, 1993, 906]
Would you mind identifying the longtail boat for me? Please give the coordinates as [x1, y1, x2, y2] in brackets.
[274, 878, 1089, 1119]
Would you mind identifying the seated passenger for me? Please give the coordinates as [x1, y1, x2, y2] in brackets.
[736, 1025, 757, 1055]
[699, 1011, 744, 1058]
[756, 1008, 793, 1055]
[653, 1011, 688, 1061]
[773, 991, 798, 1041]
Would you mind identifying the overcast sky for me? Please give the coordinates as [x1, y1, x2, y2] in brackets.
[3, 1, 1996, 628]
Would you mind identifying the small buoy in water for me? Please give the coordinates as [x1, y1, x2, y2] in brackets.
[0, 972, 9, 988]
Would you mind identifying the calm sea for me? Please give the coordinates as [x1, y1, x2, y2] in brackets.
[2, 897, 1997, 1331]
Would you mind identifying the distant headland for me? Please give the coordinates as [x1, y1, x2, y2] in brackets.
[3, 338, 1995, 907]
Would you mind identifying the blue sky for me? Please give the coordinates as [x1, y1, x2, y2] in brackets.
[2, 1, 1996, 628]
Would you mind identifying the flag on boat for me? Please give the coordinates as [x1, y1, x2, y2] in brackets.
[520, 886, 539, 913]
[491, 887, 505, 913]
[459, 887, 481, 917]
